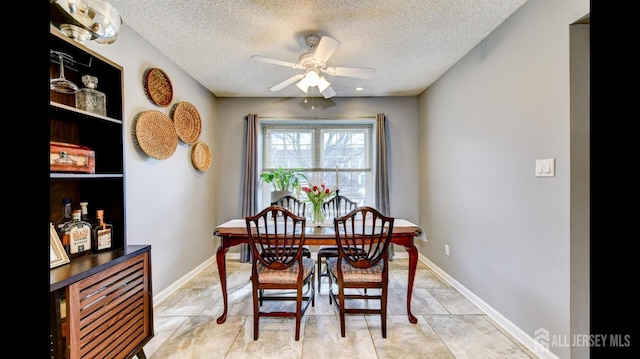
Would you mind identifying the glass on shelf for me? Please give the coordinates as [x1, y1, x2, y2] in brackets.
[50, 50, 79, 94]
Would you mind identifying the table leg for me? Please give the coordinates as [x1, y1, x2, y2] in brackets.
[405, 244, 419, 324]
[216, 242, 230, 324]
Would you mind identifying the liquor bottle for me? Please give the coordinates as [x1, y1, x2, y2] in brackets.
[80, 201, 90, 222]
[57, 198, 72, 239]
[75, 75, 106, 116]
[92, 209, 113, 253]
[62, 209, 92, 257]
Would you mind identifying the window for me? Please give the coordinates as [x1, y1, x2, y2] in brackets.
[260, 119, 375, 208]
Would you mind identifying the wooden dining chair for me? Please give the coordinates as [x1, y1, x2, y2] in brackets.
[245, 205, 315, 341]
[271, 195, 306, 216]
[271, 195, 311, 258]
[327, 206, 394, 338]
[316, 192, 358, 292]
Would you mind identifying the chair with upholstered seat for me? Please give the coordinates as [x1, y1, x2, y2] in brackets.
[316, 192, 358, 292]
[245, 205, 315, 341]
[271, 195, 311, 258]
[327, 206, 394, 338]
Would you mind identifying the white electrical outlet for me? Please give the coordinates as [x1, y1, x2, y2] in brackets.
[445, 244, 450, 256]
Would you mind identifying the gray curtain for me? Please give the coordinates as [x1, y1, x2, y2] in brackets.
[240, 114, 259, 262]
[374, 113, 393, 259]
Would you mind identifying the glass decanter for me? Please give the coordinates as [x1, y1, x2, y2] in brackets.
[76, 75, 106, 116]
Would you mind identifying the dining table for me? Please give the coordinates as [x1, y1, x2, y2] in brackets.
[213, 218, 425, 325]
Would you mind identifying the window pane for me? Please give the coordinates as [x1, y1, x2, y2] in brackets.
[321, 128, 369, 169]
[263, 128, 313, 168]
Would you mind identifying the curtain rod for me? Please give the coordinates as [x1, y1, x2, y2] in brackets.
[245, 115, 376, 120]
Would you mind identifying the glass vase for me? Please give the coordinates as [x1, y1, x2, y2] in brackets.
[311, 202, 325, 225]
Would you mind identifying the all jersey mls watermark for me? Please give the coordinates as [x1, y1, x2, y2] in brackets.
[534, 328, 631, 352]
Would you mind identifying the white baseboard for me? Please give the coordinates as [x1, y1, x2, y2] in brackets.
[420, 254, 557, 359]
[152, 256, 217, 306]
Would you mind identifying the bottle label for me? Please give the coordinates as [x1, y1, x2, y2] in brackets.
[70, 225, 91, 254]
[97, 228, 112, 250]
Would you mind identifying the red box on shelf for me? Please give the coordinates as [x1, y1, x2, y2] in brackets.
[50, 141, 95, 174]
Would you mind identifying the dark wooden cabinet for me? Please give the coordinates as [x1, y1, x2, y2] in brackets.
[49, 29, 154, 359]
[50, 246, 154, 359]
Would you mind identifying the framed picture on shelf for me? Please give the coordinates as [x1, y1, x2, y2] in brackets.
[50, 223, 70, 269]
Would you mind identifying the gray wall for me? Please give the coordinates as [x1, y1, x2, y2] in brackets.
[417, 1, 589, 358]
[82, 25, 220, 294]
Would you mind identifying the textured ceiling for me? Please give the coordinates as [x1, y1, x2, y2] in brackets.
[107, 0, 527, 98]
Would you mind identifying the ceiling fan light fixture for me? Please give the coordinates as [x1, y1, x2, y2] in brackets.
[321, 85, 336, 98]
[317, 76, 331, 92]
[296, 68, 325, 94]
[296, 80, 310, 93]
[304, 69, 320, 87]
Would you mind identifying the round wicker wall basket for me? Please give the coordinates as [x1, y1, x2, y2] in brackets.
[191, 141, 211, 172]
[171, 102, 202, 144]
[134, 110, 178, 160]
[143, 68, 173, 107]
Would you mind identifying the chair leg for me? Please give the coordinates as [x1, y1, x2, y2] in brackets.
[328, 263, 333, 305]
[311, 269, 316, 306]
[295, 290, 302, 341]
[253, 284, 260, 340]
[317, 254, 323, 293]
[338, 286, 346, 337]
[381, 284, 387, 338]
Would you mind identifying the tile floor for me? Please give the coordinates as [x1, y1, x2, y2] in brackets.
[142, 257, 538, 358]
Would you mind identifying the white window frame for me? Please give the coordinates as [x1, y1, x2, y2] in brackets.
[258, 117, 377, 209]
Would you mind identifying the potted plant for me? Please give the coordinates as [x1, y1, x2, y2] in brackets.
[259, 167, 309, 202]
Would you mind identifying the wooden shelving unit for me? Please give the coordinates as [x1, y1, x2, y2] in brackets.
[49, 29, 154, 359]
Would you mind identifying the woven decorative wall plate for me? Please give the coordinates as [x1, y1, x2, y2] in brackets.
[135, 110, 178, 160]
[143, 68, 173, 107]
[172, 102, 202, 144]
[191, 141, 211, 172]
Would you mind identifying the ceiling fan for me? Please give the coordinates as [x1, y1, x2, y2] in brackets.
[251, 34, 375, 98]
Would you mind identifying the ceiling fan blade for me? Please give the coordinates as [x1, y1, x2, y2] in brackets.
[269, 74, 305, 91]
[312, 36, 341, 64]
[323, 66, 376, 79]
[251, 55, 304, 69]
[321, 85, 336, 99]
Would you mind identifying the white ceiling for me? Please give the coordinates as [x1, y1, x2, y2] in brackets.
[107, 0, 527, 98]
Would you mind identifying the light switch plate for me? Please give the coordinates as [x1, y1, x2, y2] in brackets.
[535, 158, 555, 177]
